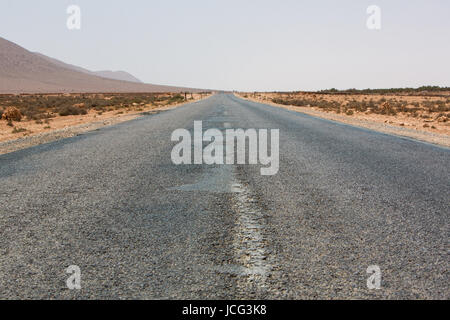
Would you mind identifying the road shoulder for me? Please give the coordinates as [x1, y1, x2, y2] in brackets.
[0, 96, 211, 155]
[236, 94, 450, 148]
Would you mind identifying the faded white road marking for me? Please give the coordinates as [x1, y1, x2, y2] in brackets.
[230, 180, 272, 288]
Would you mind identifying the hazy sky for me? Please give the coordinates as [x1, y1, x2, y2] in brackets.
[1, 0, 449, 91]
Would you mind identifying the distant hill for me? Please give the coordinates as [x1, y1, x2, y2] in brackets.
[34, 53, 143, 83]
[0, 37, 198, 93]
[93, 70, 142, 83]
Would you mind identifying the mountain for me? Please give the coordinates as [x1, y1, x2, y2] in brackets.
[93, 71, 142, 83]
[0, 37, 196, 93]
[34, 53, 143, 83]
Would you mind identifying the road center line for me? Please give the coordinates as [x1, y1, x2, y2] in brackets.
[230, 178, 273, 291]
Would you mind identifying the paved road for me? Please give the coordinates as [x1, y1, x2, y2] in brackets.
[0, 94, 448, 299]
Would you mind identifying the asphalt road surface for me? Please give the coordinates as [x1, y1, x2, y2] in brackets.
[0, 94, 448, 299]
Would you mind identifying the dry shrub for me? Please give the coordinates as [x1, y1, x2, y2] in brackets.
[12, 127, 27, 134]
[1, 107, 22, 121]
[436, 114, 448, 123]
[378, 102, 397, 115]
[59, 106, 87, 117]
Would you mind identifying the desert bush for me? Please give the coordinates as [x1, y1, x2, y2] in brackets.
[1, 107, 23, 121]
[59, 106, 87, 116]
[348, 100, 368, 112]
[22, 108, 44, 120]
[318, 86, 450, 94]
[12, 127, 27, 134]
[436, 113, 448, 122]
[168, 94, 185, 103]
[376, 102, 397, 115]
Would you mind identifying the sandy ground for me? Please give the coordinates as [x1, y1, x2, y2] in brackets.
[237, 93, 450, 148]
[0, 94, 210, 155]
